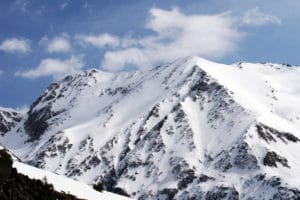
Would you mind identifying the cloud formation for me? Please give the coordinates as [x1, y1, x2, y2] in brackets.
[76, 33, 120, 48]
[242, 7, 281, 26]
[40, 35, 72, 53]
[11, 7, 283, 80]
[15, 56, 84, 80]
[101, 8, 241, 71]
[0, 38, 30, 54]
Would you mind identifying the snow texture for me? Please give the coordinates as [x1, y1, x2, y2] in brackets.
[1, 56, 300, 199]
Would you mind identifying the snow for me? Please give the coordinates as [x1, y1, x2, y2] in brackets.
[1, 56, 300, 199]
[13, 161, 132, 200]
[0, 106, 19, 113]
[191, 57, 300, 129]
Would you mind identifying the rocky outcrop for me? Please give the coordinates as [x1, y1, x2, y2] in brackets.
[2, 57, 300, 199]
[0, 109, 22, 136]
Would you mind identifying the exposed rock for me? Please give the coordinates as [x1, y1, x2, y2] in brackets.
[0, 109, 22, 135]
[2, 57, 300, 199]
[273, 186, 300, 200]
[177, 169, 196, 190]
[214, 142, 259, 172]
[0, 149, 13, 181]
[263, 151, 290, 168]
[256, 123, 300, 144]
[156, 188, 178, 200]
[198, 174, 215, 183]
[205, 186, 239, 200]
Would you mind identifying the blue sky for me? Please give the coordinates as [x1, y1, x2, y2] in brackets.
[1, 0, 300, 109]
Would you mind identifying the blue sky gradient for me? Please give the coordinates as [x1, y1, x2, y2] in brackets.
[1, 0, 300, 108]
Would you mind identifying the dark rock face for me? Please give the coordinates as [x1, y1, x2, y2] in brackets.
[0, 110, 22, 135]
[205, 186, 239, 200]
[112, 187, 130, 197]
[256, 123, 300, 144]
[156, 188, 178, 200]
[102, 168, 117, 191]
[273, 186, 300, 200]
[214, 142, 259, 172]
[0, 149, 13, 181]
[198, 174, 215, 183]
[24, 106, 52, 141]
[177, 169, 196, 190]
[263, 151, 290, 168]
[246, 174, 300, 199]
[233, 142, 259, 170]
[24, 96, 66, 141]
[23, 78, 71, 141]
[177, 190, 205, 200]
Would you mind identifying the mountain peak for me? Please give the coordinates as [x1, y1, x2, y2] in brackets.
[1, 57, 300, 199]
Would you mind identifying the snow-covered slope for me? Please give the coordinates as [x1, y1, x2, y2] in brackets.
[13, 161, 132, 200]
[1, 56, 300, 199]
[0, 145, 131, 200]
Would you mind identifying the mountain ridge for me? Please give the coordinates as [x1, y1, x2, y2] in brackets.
[1, 56, 300, 199]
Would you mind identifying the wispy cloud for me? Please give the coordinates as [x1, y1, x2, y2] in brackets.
[40, 35, 72, 53]
[60, 0, 71, 10]
[15, 56, 84, 80]
[100, 8, 242, 71]
[76, 33, 120, 48]
[0, 38, 31, 54]
[11, 0, 29, 13]
[242, 7, 281, 26]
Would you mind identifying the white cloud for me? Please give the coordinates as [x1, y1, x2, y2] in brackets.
[40, 35, 72, 53]
[101, 8, 241, 71]
[103, 48, 150, 71]
[0, 38, 30, 54]
[76, 33, 120, 48]
[15, 56, 84, 80]
[242, 7, 281, 26]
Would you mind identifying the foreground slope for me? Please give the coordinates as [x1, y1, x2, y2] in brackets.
[1, 56, 300, 199]
[13, 162, 132, 200]
[0, 147, 131, 200]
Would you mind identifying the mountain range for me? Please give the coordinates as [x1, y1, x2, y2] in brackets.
[1, 56, 300, 199]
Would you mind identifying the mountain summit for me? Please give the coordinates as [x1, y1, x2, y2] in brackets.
[1, 56, 300, 199]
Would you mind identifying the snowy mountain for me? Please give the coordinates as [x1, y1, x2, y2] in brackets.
[1, 56, 300, 199]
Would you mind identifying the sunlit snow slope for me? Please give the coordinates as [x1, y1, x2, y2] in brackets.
[0, 145, 131, 200]
[13, 161, 132, 200]
[1, 56, 300, 199]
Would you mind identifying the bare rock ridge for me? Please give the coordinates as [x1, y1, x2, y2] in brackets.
[0, 108, 22, 136]
[1, 56, 300, 199]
